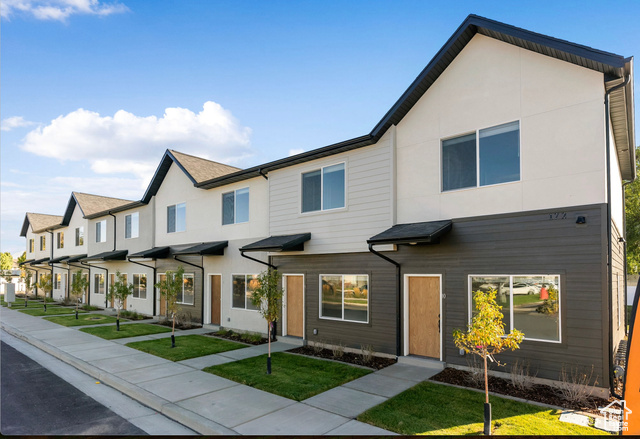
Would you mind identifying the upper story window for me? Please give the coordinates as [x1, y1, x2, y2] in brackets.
[56, 232, 64, 249]
[167, 203, 186, 233]
[96, 220, 107, 243]
[29, 239, 34, 253]
[75, 227, 84, 246]
[125, 212, 139, 239]
[442, 121, 520, 192]
[302, 163, 345, 213]
[222, 188, 249, 225]
[40, 236, 46, 251]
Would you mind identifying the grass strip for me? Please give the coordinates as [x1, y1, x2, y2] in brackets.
[80, 323, 171, 340]
[44, 313, 121, 327]
[19, 307, 86, 316]
[204, 352, 371, 401]
[126, 334, 245, 361]
[357, 381, 607, 436]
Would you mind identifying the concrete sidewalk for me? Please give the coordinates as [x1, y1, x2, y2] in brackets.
[1, 306, 440, 435]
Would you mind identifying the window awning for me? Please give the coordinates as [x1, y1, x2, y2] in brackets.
[19, 259, 35, 266]
[66, 254, 88, 263]
[367, 220, 452, 245]
[128, 246, 171, 259]
[82, 250, 128, 262]
[50, 256, 70, 263]
[30, 258, 50, 265]
[240, 233, 311, 252]
[172, 241, 228, 256]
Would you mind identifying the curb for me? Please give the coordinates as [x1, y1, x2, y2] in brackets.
[1, 321, 237, 435]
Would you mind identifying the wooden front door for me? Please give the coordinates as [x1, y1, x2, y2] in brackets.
[286, 275, 304, 337]
[408, 276, 440, 359]
[210, 275, 221, 325]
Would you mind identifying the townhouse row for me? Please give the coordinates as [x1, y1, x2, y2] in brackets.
[20, 15, 635, 395]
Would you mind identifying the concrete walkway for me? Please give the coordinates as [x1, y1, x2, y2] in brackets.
[1, 306, 441, 435]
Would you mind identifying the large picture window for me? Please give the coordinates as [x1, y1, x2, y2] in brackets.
[133, 274, 147, 299]
[231, 274, 259, 310]
[302, 163, 345, 213]
[125, 212, 139, 239]
[167, 203, 186, 233]
[469, 274, 560, 342]
[442, 121, 520, 191]
[179, 273, 194, 305]
[320, 274, 368, 323]
[222, 188, 249, 225]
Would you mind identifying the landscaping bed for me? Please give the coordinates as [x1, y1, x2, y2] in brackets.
[430, 367, 612, 416]
[287, 345, 396, 370]
[153, 318, 202, 330]
[206, 329, 267, 345]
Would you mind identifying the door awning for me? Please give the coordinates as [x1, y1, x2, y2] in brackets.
[173, 241, 228, 256]
[50, 256, 70, 263]
[367, 220, 452, 245]
[128, 246, 171, 259]
[30, 258, 50, 265]
[82, 250, 128, 262]
[240, 233, 311, 252]
[19, 259, 35, 266]
[66, 254, 88, 263]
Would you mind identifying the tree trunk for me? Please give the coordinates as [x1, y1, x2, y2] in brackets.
[171, 315, 176, 348]
[484, 355, 489, 403]
[483, 355, 491, 435]
[267, 323, 272, 375]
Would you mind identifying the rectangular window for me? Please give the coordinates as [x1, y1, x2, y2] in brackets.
[320, 274, 369, 323]
[56, 232, 64, 249]
[167, 203, 186, 233]
[469, 274, 560, 342]
[125, 212, 139, 239]
[222, 188, 249, 225]
[40, 236, 46, 251]
[302, 163, 345, 213]
[29, 239, 34, 253]
[96, 220, 107, 243]
[54, 273, 61, 290]
[442, 121, 520, 191]
[178, 273, 194, 305]
[94, 274, 105, 295]
[75, 227, 84, 246]
[231, 274, 259, 310]
[133, 274, 147, 299]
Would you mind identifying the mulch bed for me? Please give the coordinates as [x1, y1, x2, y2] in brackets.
[153, 319, 202, 330]
[287, 346, 397, 370]
[204, 331, 267, 345]
[431, 367, 614, 415]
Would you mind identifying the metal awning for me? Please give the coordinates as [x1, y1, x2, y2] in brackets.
[30, 258, 50, 265]
[128, 246, 171, 259]
[173, 241, 228, 256]
[367, 220, 452, 245]
[240, 233, 311, 252]
[66, 254, 88, 263]
[19, 259, 35, 266]
[82, 250, 128, 262]
[50, 256, 70, 263]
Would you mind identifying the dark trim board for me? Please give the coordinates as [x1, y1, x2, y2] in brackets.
[274, 203, 610, 384]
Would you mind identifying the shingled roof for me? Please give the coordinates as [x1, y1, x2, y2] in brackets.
[61, 192, 136, 223]
[20, 213, 63, 236]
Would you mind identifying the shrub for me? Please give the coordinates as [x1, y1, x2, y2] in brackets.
[332, 341, 345, 358]
[510, 359, 537, 391]
[554, 364, 598, 405]
[360, 344, 375, 364]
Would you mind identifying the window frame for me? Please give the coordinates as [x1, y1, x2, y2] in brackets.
[441, 120, 521, 193]
[40, 236, 46, 251]
[467, 274, 561, 343]
[230, 273, 260, 311]
[177, 272, 194, 305]
[125, 212, 140, 239]
[29, 239, 34, 253]
[75, 227, 84, 246]
[318, 274, 370, 324]
[132, 273, 147, 299]
[167, 203, 186, 233]
[222, 187, 250, 225]
[96, 220, 107, 243]
[301, 162, 347, 214]
[54, 273, 61, 290]
[94, 273, 105, 295]
[56, 231, 64, 249]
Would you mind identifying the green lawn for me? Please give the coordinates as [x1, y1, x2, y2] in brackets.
[19, 307, 86, 316]
[126, 334, 245, 361]
[204, 352, 371, 401]
[357, 381, 606, 436]
[2, 299, 54, 308]
[512, 295, 544, 306]
[80, 323, 171, 339]
[44, 313, 121, 326]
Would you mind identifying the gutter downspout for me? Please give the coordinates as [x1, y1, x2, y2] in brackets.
[368, 243, 402, 358]
[605, 75, 630, 399]
[173, 255, 205, 324]
[240, 251, 277, 270]
[108, 212, 117, 251]
[128, 257, 157, 316]
[81, 261, 108, 308]
[68, 262, 89, 304]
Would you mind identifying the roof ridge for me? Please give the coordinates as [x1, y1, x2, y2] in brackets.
[169, 149, 242, 170]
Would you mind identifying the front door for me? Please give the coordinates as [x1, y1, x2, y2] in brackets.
[408, 276, 440, 359]
[210, 275, 221, 325]
[286, 275, 304, 337]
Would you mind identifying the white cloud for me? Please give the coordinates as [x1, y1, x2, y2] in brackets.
[1, 116, 36, 131]
[21, 101, 253, 182]
[288, 148, 305, 156]
[1, 0, 128, 21]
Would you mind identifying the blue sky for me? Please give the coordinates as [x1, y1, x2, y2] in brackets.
[2, 0, 639, 256]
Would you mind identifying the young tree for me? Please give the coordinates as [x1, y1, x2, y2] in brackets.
[38, 273, 52, 312]
[70, 270, 89, 319]
[154, 266, 184, 348]
[107, 271, 133, 331]
[453, 289, 524, 436]
[250, 269, 284, 375]
[0, 252, 13, 271]
[24, 271, 33, 307]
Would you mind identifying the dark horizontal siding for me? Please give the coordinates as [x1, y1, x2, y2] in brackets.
[155, 256, 204, 323]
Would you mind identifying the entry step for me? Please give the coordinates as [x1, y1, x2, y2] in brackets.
[397, 355, 445, 370]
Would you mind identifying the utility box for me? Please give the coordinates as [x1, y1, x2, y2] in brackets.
[5, 283, 15, 307]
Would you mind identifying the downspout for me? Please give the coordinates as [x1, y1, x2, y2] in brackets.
[108, 212, 117, 251]
[605, 75, 630, 399]
[240, 251, 277, 270]
[368, 243, 402, 358]
[174, 255, 205, 324]
[128, 257, 157, 316]
[81, 261, 108, 308]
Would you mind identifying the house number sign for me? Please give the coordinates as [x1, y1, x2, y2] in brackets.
[548, 212, 567, 220]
